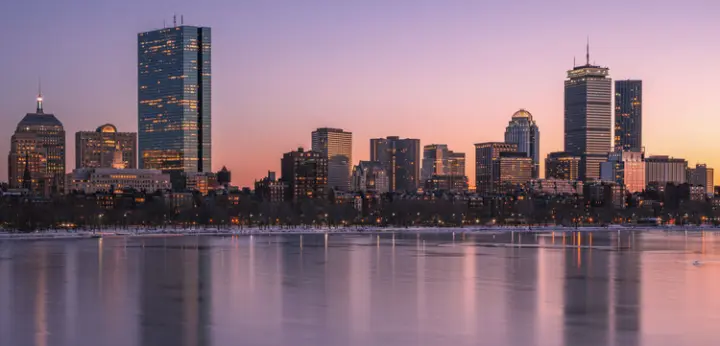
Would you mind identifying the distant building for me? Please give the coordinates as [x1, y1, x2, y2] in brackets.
[614, 80, 643, 152]
[646, 156, 687, 186]
[600, 151, 645, 193]
[8, 93, 66, 195]
[687, 164, 714, 195]
[497, 152, 533, 193]
[281, 148, 328, 201]
[424, 175, 469, 192]
[312, 128, 352, 191]
[76, 124, 137, 169]
[475, 142, 518, 194]
[504, 109, 540, 178]
[584, 182, 625, 209]
[255, 171, 286, 203]
[66, 168, 170, 194]
[449, 151, 466, 177]
[564, 44, 612, 181]
[185, 172, 218, 195]
[217, 166, 231, 186]
[545, 152, 581, 180]
[526, 179, 584, 196]
[370, 137, 420, 192]
[138, 24, 212, 173]
[351, 161, 389, 193]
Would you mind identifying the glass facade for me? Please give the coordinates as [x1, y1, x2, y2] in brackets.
[370, 137, 421, 192]
[614, 80, 643, 152]
[564, 64, 612, 181]
[504, 109, 540, 179]
[311, 128, 352, 191]
[138, 25, 211, 173]
[474, 142, 517, 194]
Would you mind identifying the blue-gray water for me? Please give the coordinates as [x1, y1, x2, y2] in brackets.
[1, 231, 720, 346]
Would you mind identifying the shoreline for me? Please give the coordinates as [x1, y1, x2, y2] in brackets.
[1, 225, 719, 241]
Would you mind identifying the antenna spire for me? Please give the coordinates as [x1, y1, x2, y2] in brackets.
[586, 36, 590, 65]
[36, 78, 43, 114]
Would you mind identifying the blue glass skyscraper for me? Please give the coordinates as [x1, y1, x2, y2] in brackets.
[138, 24, 211, 173]
[614, 80, 642, 152]
[504, 109, 540, 179]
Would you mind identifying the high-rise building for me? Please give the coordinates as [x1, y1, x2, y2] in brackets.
[370, 137, 421, 192]
[545, 152, 581, 180]
[474, 142, 517, 195]
[564, 43, 612, 181]
[421, 144, 466, 179]
[497, 152, 533, 193]
[449, 151, 466, 177]
[645, 156, 687, 186]
[687, 164, 714, 195]
[504, 109, 540, 178]
[600, 151, 645, 193]
[311, 128, 352, 191]
[8, 93, 66, 195]
[280, 148, 328, 201]
[76, 124, 137, 169]
[138, 24, 211, 173]
[614, 80, 643, 152]
[351, 161, 389, 193]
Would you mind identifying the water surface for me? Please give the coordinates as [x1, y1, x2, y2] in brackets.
[1, 231, 719, 346]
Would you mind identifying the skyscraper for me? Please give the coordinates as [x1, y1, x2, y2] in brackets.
[311, 128, 352, 191]
[564, 43, 612, 181]
[474, 142, 517, 194]
[138, 24, 211, 173]
[76, 124, 137, 169]
[497, 152, 533, 194]
[370, 137, 421, 192]
[504, 109, 540, 178]
[8, 93, 66, 195]
[614, 80, 643, 152]
[545, 152, 581, 180]
[421, 144, 449, 180]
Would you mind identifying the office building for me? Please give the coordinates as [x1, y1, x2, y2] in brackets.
[504, 109, 540, 178]
[311, 128, 352, 191]
[497, 152, 533, 193]
[424, 175, 469, 192]
[422, 144, 466, 180]
[564, 43, 612, 181]
[138, 24, 211, 173]
[351, 161, 389, 193]
[8, 93, 66, 195]
[600, 151, 645, 193]
[614, 80, 642, 152]
[280, 148, 328, 201]
[449, 151, 466, 177]
[545, 152, 581, 180]
[66, 168, 171, 194]
[370, 137, 421, 192]
[645, 156, 687, 186]
[687, 164, 714, 195]
[76, 124, 137, 169]
[474, 142, 517, 194]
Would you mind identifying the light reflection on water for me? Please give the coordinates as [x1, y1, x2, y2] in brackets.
[0, 230, 719, 346]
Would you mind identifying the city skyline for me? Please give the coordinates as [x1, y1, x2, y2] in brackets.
[1, 1, 719, 187]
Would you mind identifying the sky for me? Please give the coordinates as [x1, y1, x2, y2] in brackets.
[1, 0, 718, 187]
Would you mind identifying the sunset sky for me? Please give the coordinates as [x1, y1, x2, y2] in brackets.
[1, 0, 718, 187]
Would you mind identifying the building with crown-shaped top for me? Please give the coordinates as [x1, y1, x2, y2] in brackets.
[8, 93, 66, 195]
[504, 109, 540, 179]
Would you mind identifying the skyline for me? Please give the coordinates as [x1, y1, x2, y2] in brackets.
[1, 1, 719, 187]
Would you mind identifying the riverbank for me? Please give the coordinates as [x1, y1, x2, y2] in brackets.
[1, 224, 719, 241]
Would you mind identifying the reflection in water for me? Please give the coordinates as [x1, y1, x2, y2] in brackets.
[1, 231, 720, 346]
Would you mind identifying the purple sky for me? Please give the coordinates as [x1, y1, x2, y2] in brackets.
[1, 0, 718, 187]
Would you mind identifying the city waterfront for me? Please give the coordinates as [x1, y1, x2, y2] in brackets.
[1, 231, 719, 346]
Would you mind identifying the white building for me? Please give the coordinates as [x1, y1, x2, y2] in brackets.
[600, 151, 645, 193]
[66, 168, 171, 194]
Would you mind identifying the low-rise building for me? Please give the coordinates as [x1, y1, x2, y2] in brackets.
[66, 168, 171, 194]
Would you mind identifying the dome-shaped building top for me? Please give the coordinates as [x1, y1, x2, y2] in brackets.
[512, 109, 533, 120]
[97, 124, 118, 133]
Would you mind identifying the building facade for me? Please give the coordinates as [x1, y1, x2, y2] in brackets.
[497, 152, 533, 194]
[421, 144, 466, 182]
[645, 156, 687, 186]
[545, 152, 581, 180]
[474, 142, 517, 195]
[614, 80, 642, 152]
[138, 25, 211, 173]
[311, 128, 352, 191]
[564, 46, 612, 181]
[687, 164, 714, 195]
[351, 161, 389, 193]
[8, 94, 66, 195]
[66, 168, 171, 194]
[424, 175, 469, 192]
[370, 137, 420, 192]
[600, 150, 645, 193]
[255, 171, 287, 203]
[76, 124, 137, 169]
[504, 109, 540, 178]
[280, 148, 328, 201]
